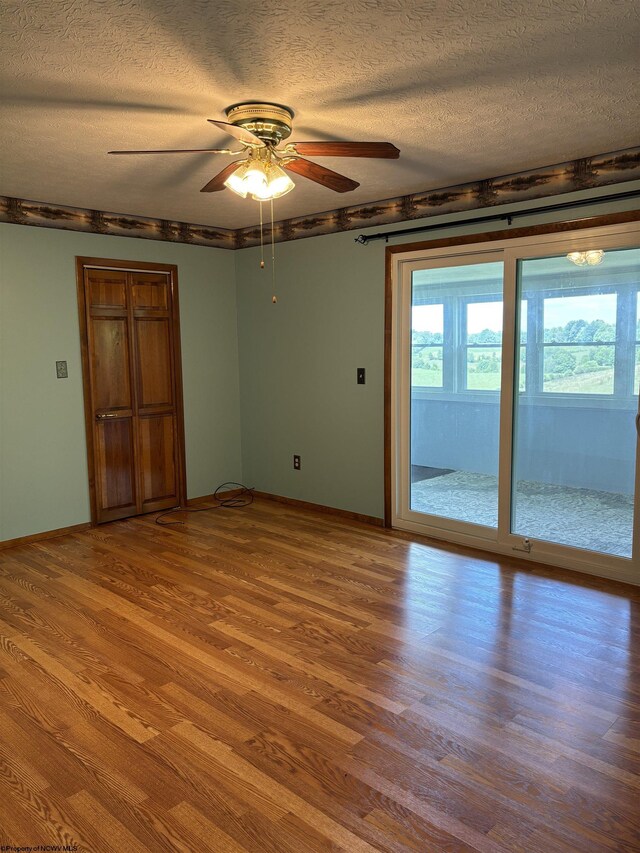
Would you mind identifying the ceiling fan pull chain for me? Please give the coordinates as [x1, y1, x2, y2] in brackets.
[259, 200, 265, 269]
[271, 198, 277, 304]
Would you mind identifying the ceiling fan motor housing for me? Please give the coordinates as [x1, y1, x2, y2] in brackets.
[225, 102, 294, 145]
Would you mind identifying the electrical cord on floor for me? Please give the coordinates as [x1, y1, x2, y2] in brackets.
[155, 482, 254, 526]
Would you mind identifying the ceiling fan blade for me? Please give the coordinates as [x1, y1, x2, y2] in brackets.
[285, 158, 360, 192]
[207, 119, 264, 146]
[109, 148, 235, 155]
[290, 141, 400, 159]
[200, 162, 243, 192]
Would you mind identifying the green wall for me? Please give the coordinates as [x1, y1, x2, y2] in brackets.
[0, 224, 241, 541]
[235, 231, 386, 518]
[235, 184, 640, 520]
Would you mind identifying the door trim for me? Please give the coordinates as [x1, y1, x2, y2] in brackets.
[76, 256, 187, 524]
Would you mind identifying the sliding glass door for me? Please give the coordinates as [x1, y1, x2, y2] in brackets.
[511, 248, 639, 559]
[408, 256, 504, 532]
[392, 221, 640, 583]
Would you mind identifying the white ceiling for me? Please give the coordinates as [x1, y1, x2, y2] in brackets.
[1, 0, 639, 230]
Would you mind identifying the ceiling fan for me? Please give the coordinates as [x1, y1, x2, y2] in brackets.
[109, 101, 400, 200]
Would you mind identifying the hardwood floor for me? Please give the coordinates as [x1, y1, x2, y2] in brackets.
[1, 498, 639, 852]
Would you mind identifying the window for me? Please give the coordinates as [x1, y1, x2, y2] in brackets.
[542, 293, 617, 394]
[464, 300, 502, 391]
[411, 303, 444, 388]
[463, 300, 528, 392]
[410, 257, 638, 401]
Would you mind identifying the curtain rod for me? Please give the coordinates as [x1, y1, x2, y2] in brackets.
[354, 188, 640, 245]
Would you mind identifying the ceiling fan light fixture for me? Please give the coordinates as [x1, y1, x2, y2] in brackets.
[223, 162, 250, 197]
[243, 161, 270, 196]
[567, 249, 605, 266]
[251, 163, 295, 200]
[225, 157, 296, 201]
[109, 101, 399, 201]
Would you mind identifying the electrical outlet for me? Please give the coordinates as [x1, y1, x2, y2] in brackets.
[56, 360, 68, 379]
[293, 454, 301, 470]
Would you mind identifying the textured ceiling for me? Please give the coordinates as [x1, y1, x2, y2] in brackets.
[1, 0, 639, 229]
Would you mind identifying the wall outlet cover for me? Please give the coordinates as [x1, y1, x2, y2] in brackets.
[56, 360, 68, 379]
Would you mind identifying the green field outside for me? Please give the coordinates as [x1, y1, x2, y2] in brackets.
[411, 365, 443, 387]
[412, 358, 618, 394]
[412, 340, 639, 393]
[544, 369, 614, 393]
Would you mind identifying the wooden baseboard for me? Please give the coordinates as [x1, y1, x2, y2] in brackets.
[185, 488, 244, 506]
[0, 492, 382, 551]
[253, 490, 384, 527]
[0, 522, 92, 551]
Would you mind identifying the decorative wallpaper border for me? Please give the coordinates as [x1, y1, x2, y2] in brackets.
[0, 197, 237, 249]
[2, 146, 639, 250]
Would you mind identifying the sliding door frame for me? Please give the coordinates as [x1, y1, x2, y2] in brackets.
[385, 210, 640, 585]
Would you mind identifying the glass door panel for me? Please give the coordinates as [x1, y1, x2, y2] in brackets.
[410, 261, 503, 528]
[511, 248, 640, 558]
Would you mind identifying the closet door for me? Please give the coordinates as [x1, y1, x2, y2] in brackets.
[78, 260, 186, 524]
[131, 271, 180, 514]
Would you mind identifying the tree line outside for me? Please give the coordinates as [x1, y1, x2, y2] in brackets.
[412, 318, 640, 393]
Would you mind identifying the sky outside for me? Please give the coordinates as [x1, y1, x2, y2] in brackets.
[412, 301, 524, 333]
[544, 293, 616, 328]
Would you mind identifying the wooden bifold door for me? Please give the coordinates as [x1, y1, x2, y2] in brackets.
[77, 258, 186, 524]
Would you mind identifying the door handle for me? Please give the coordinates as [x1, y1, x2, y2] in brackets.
[96, 413, 119, 420]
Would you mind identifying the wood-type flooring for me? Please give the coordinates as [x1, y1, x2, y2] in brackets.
[1, 498, 639, 852]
